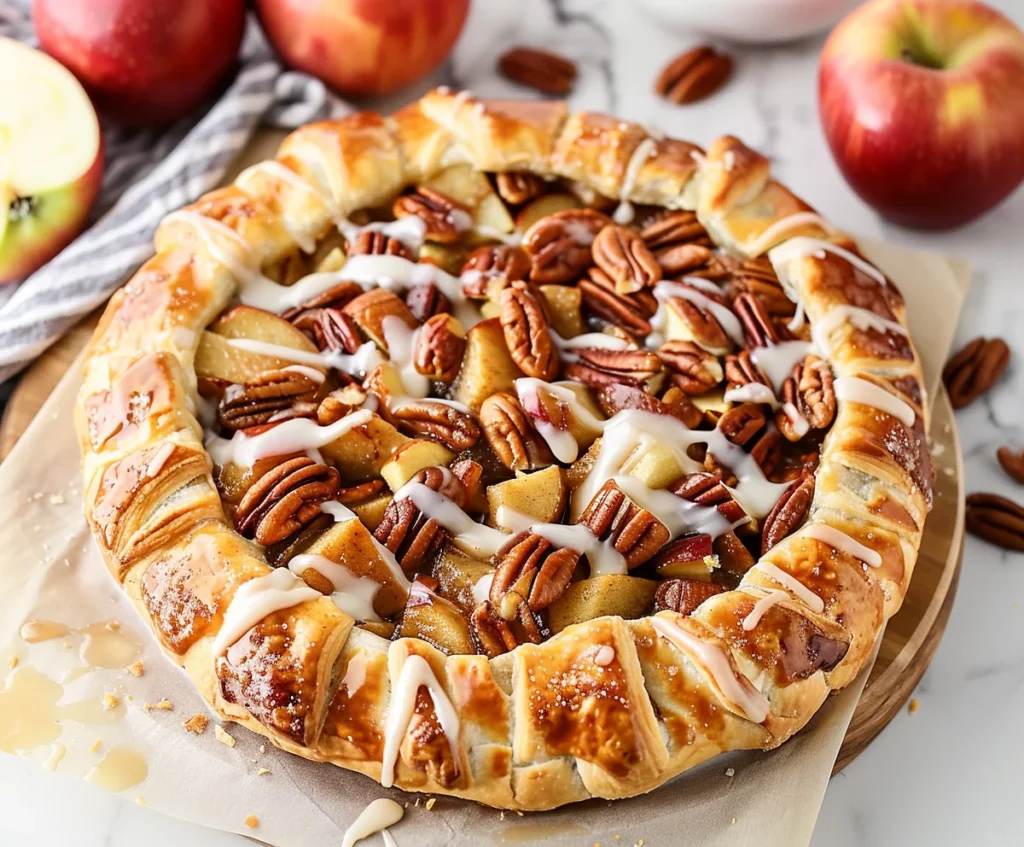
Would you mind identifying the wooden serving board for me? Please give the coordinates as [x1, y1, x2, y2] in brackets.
[0, 319, 965, 775]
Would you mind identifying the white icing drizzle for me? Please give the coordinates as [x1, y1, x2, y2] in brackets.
[380, 654, 461, 788]
[549, 329, 632, 364]
[341, 652, 369, 697]
[750, 341, 814, 392]
[474, 224, 522, 245]
[594, 645, 616, 666]
[246, 161, 322, 252]
[382, 830, 399, 847]
[651, 617, 770, 723]
[394, 481, 508, 558]
[529, 522, 627, 576]
[782, 403, 810, 438]
[753, 561, 823, 613]
[768, 236, 888, 287]
[514, 379, 604, 464]
[834, 376, 916, 427]
[341, 798, 405, 847]
[205, 409, 374, 468]
[742, 590, 789, 631]
[810, 305, 908, 357]
[213, 569, 320, 654]
[288, 554, 383, 621]
[471, 573, 495, 606]
[145, 442, 175, 479]
[651, 281, 746, 349]
[337, 215, 429, 255]
[281, 364, 327, 383]
[340, 253, 463, 300]
[381, 316, 429, 399]
[228, 337, 384, 377]
[612, 137, 658, 225]
[802, 523, 883, 568]
[319, 502, 411, 591]
[743, 212, 837, 257]
[724, 382, 779, 408]
[787, 299, 806, 332]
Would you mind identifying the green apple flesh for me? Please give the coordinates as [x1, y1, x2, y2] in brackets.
[0, 37, 103, 282]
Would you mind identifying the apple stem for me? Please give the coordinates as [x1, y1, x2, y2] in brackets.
[8, 196, 36, 222]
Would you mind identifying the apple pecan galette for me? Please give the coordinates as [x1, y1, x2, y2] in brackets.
[75, 89, 933, 810]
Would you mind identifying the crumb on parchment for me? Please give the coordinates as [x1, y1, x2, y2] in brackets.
[244, 815, 259, 829]
[184, 714, 210, 734]
[126, 661, 144, 677]
[215, 725, 236, 747]
[908, 698, 919, 714]
[102, 692, 120, 711]
[144, 699, 173, 713]
[425, 798, 436, 811]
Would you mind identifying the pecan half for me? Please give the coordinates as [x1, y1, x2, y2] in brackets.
[495, 172, 546, 206]
[731, 258, 795, 318]
[662, 283, 736, 354]
[392, 400, 481, 451]
[414, 314, 466, 382]
[592, 224, 662, 295]
[292, 307, 362, 353]
[943, 337, 1010, 408]
[219, 369, 320, 431]
[479, 393, 554, 471]
[523, 209, 611, 284]
[709, 403, 781, 479]
[564, 347, 661, 389]
[500, 281, 558, 380]
[343, 288, 416, 349]
[595, 382, 701, 429]
[374, 466, 468, 573]
[470, 601, 519, 658]
[656, 243, 717, 277]
[490, 532, 580, 617]
[761, 470, 815, 554]
[235, 456, 340, 545]
[460, 245, 531, 298]
[653, 579, 726, 615]
[281, 281, 363, 322]
[336, 479, 387, 504]
[671, 472, 747, 523]
[657, 340, 724, 394]
[392, 187, 470, 244]
[997, 446, 1024, 485]
[724, 350, 771, 395]
[579, 267, 657, 338]
[316, 385, 367, 425]
[498, 46, 577, 95]
[405, 283, 452, 322]
[965, 492, 1024, 552]
[777, 355, 835, 441]
[733, 292, 782, 347]
[579, 481, 670, 569]
[654, 45, 733, 105]
[640, 210, 712, 250]
[348, 230, 411, 260]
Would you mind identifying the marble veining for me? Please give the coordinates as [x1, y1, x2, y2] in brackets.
[3, 0, 1024, 844]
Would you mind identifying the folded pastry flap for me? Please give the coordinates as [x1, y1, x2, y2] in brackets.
[419, 89, 568, 174]
[510, 757, 589, 811]
[814, 455, 925, 540]
[278, 112, 405, 218]
[234, 158, 335, 252]
[628, 136, 702, 208]
[388, 100, 468, 186]
[215, 594, 352, 748]
[550, 111, 650, 200]
[511, 616, 669, 799]
[629, 615, 769, 756]
[316, 626, 390, 766]
[446, 653, 511, 748]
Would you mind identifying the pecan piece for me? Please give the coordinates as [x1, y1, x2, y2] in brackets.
[709, 403, 781, 479]
[500, 281, 558, 380]
[942, 337, 1010, 409]
[640, 210, 712, 250]
[731, 258, 795, 318]
[661, 283, 735, 354]
[292, 307, 362, 354]
[219, 369, 320, 431]
[405, 284, 452, 322]
[281, 281, 364, 322]
[491, 532, 580, 618]
[725, 350, 771, 396]
[579, 481, 670, 569]
[654, 45, 733, 105]
[235, 456, 340, 545]
[761, 470, 815, 554]
[470, 601, 518, 658]
[460, 245, 530, 299]
[348, 230, 411, 260]
[564, 347, 662, 389]
[495, 172, 546, 206]
[392, 187, 470, 244]
[414, 314, 466, 382]
[733, 292, 782, 347]
[480, 393, 554, 471]
[498, 46, 577, 95]
[523, 209, 611, 285]
[654, 579, 726, 615]
[997, 446, 1024, 485]
[595, 382, 701, 429]
[336, 479, 386, 504]
[657, 340, 724, 394]
[965, 492, 1024, 552]
[592, 224, 662, 295]
[392, 400, 481, 451]
[671, 472, 747, 524]
[777, 355, 835, 441]
[655, 243, 717, 277]
[374, 466, 468, 573]
[316, 385, 367, 425]
[579, 267, 658, 338]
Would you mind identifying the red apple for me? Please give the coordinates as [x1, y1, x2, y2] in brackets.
[255, 0, 470, 97]
[0, 38, 103, 283]
[33, 0, 246, 128]
[819, 0, 1024, 230]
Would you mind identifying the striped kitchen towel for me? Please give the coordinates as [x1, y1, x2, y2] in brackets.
[0, 4, 351, 383]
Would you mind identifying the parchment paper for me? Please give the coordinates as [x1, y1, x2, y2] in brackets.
[0, 240, 969, 847]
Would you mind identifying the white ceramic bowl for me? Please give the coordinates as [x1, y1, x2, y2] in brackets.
[633, 0, 860, 44]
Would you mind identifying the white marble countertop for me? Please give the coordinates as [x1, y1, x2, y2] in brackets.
[4, 0, 1024, 844]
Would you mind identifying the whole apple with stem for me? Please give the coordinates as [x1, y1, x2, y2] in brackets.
[33, 0, 246, 128]
[256, 0, 470, 97]
[0, 38, 103, 283]
[819, 0, 1024, 230]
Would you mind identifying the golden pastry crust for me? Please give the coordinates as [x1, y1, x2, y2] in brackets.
[74, 88, 932, 811]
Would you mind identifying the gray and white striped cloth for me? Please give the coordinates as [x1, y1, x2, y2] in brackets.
[0, 4, 351, 383]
